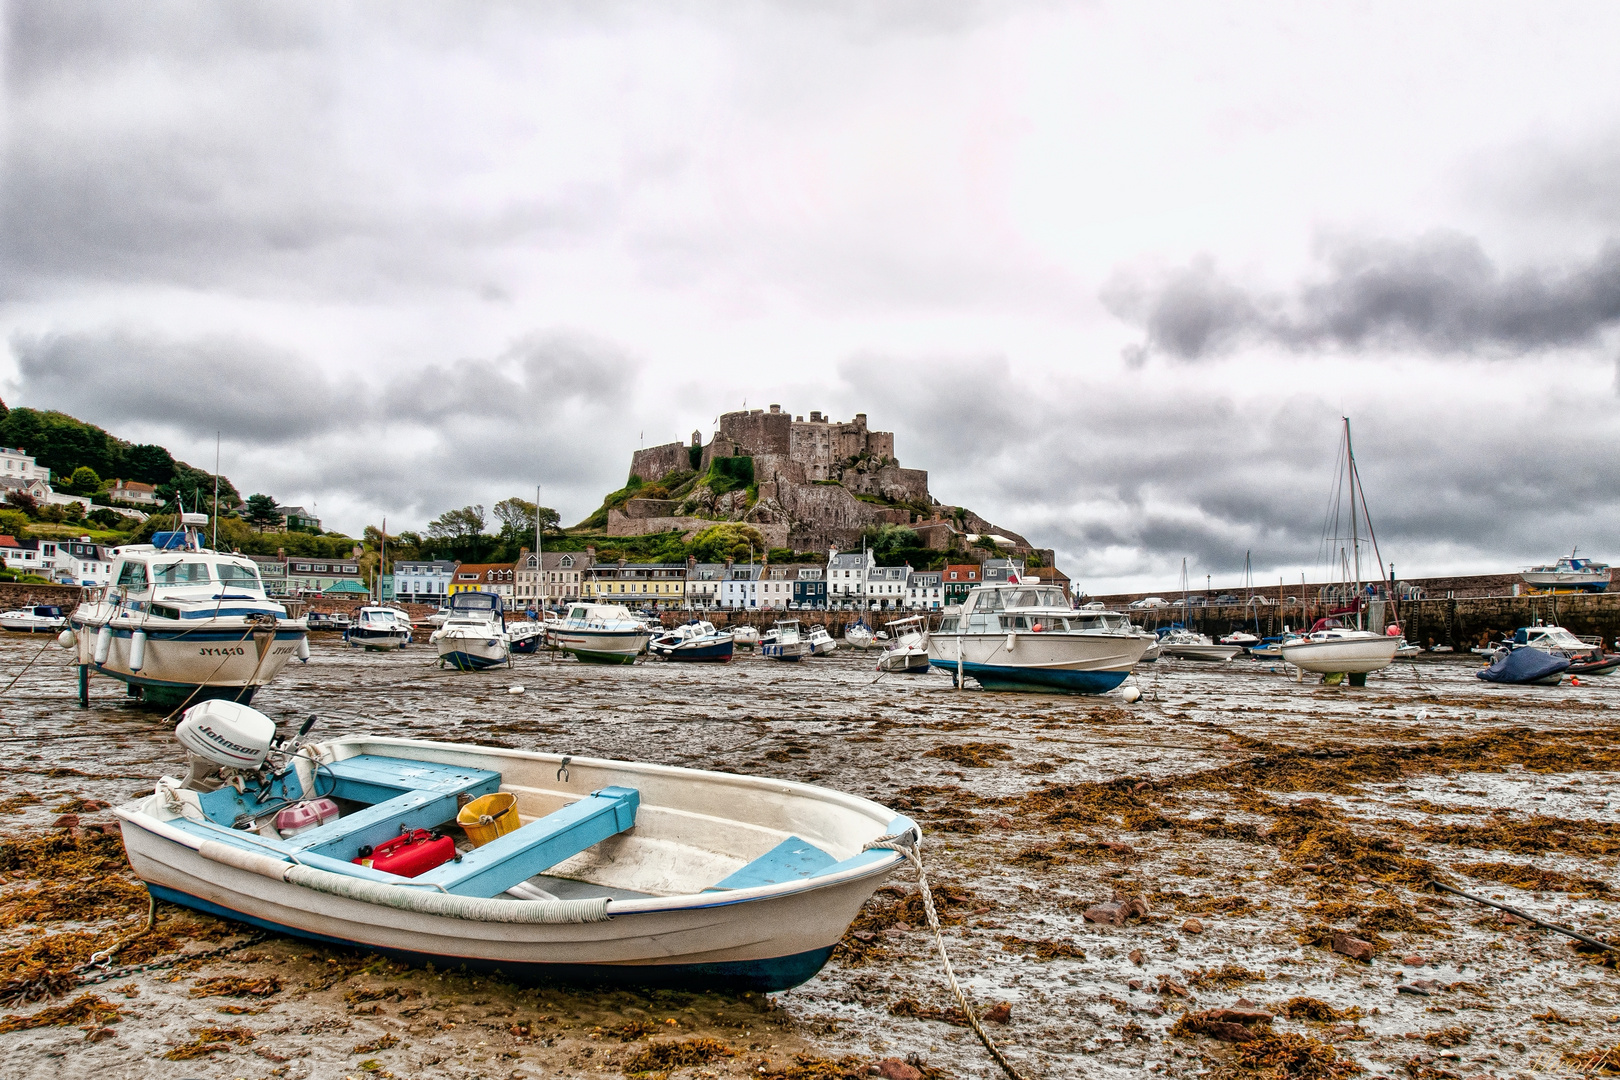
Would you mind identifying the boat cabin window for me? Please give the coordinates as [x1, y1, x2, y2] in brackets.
[1001, 615, 1030, 630]
[937, 616, 958, 633]
[115, 562, 148, 590]
[152, 561, 211, 585]
[569, 606, 588, 620]
[966, 611, 997, 632]
[1029, 616, 1070, 632]
[215, 563, 261, 589]
[974, 590, 1005, 612]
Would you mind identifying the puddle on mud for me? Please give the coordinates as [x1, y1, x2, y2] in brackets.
[1, 632, 1618, 1078]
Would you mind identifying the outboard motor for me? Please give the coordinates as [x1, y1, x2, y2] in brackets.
[174, 700, 277, 792]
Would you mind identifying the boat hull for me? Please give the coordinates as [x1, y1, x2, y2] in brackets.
[877, 649, 930, 674]
[114, 738, 911, 992]
[435, 633, 509, 671]
[926, 631, 1145, 694]
[509, 633, 543, 655]
[0, 617, 66, 633]
[652, 639, 735, 663]
[72, 619, 306, 706]
[928, 659, 1130, 694]
[761, 642, 807, 661]
[346, 629, 409, 650]
[1280, 636, 1400, 674]
[553, 628, 649, 665]
[1160, 644, 1243, 662]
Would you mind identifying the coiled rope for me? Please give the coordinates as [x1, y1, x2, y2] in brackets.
[862, 829, 1033, 1080]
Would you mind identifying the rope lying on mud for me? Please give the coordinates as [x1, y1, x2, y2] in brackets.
[0, 638, 57, 698]
[864, 830, 1034, 1080]
[1430, 880, 1620, 955]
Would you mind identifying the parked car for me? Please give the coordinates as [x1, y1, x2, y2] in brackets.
[1212, 594, 1240, 605]
[1128, 597, 1169, 609]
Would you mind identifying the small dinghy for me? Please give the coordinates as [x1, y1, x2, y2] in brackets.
[113, 702, 916, 991]
[1568, 654, 1620, 677]
[1477, 647, 1570, 686]
[506, 622, 546, 655]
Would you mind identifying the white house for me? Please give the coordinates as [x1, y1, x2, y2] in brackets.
[514, 551, 587, 609]
[827, 548, 875, 605]
[0, 447, 50, 485]
[0, 537, 46, 573]
[719, 564, 761, 609]
[685, 562, 725, 608]
[108, 480, 159, 505]
[907, 570, 944, 610]
[757, 566, 797, 609]
[867, 565, 909, 610]
[393, 559, 457, 605]
[53, 539, 114, 586]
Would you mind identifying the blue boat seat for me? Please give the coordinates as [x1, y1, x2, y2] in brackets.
[413, 786, 640, 897]
[705, 836, 896, 891]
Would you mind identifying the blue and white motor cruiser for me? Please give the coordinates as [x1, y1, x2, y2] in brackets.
[429, 591, 510, 671]
[1521, 553, 1611, 593]
[648, 620, 734, 662]
[926, 584, 1148, 693]
[0, 604, 68, 633]
[113, 701, 917, 991]
[65, 513, 309, 708]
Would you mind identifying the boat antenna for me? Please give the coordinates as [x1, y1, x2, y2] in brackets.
[212, 431, 220, 551]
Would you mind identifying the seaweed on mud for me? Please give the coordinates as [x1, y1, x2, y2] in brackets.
[833, 882, 977, 965]
[1303, 895, 1444, 936]
[995, 935, 1086, 960]
[1230, 1032, 1365, 1078]
[344, 985, 423, 1005]
[1011, 838, 1137, 868]
[921, 743, 1013, 768]
[191, 975, 282, 998]
[624, 1037, 735, 1073]
[0, 876, 149, 927]
[1418, 814, 1620, 857]
[761, 1055, 876, 1079]
[889, 998, 969, 1027]
[1253, 798, 1440, 888]
[0, 793, 42, 815]
[1421, 1026, 1470, 1048]
[1017, 778, 1179, 832]
[0, 829, 128, 877]
[1187, 965, 1267, 988]
[1171, 894, 1253, 915]
[1278, 998, 1364, 1023]
[593, 1019, 658, 1041]
[351, 1033, 399, 1053]
[1569, 939, 1620, 969]
[1454, 860, 1610, 895]
[0, 992, 121, 1033]
[1298, 924, 1391, 957]
[163, 1025, 256, 1060]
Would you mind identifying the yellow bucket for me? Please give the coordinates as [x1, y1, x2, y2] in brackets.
[457, 792, 520, 847]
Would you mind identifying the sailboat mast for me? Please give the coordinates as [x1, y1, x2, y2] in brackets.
[1345, 417, 1363, 628]
[535, 484, 543, 613]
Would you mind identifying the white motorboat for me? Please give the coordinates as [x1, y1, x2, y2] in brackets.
[1219, 630, 1259, 648]
[424, 607, 451, 628]
[507, 621, 546, 655]
[1521, 553, 1611, 593]
[761, 620, 810, 661]
[843, 622, 877, 650]
[430, 592, 511, 671]
[926, 585, 1148, 693]
[1393, 637, 1422, 659]
[730, 625, 760, 648]
[876, 616, 930, 674]
[1506, 623, 1619, 676]
[113, 701, 916, 992]
[1157, 629, 1243, 662]
[648, 620, 735, 663]
[805, 625, 837, 656]
[66, 513, 309, 708]
[344, 606, 412, 650]
[1280, 626, 1401, 675]
[0, 603, 68, 633]
[550, 602, 651, 665]
[1135, 632, 1162, 662]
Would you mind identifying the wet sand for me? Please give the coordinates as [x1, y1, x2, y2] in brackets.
[1, 632, 1618, 1079]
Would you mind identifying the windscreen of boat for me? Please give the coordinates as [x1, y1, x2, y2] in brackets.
[451, 593, 500, 614]
[152, 561, 211, 586]
[214, 562, 262, 590]
[1074, 614, 1127, 631]
[1003, 587, 1066, 609]
[1001, 614, 1072, 631]
[115, 561, 148, 592]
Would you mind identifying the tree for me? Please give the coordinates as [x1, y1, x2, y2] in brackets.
[427, 505, 487, 540]
[861, 524, 919, 556]
[492, 497, 561, 544]
[244, 494, 282, 531]
[689, 523, 767, 564]
[67, 466, 102, 497]
[88, 507, 122, 529]
[4, 489, 37, 513]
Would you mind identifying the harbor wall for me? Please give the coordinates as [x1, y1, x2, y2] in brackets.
[0, 582, 84, 609]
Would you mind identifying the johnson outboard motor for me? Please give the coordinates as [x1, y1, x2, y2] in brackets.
[174, 700, 278, 792]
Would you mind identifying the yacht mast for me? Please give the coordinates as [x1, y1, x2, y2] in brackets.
[535, 484, 543, 614]
[1345, 417, 1362, 629]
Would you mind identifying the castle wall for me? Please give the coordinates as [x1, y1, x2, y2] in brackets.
[718, 408, 791, 456]
[630, 441, 689, 482]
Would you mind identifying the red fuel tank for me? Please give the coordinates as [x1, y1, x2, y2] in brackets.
[353, 829, 456, 878]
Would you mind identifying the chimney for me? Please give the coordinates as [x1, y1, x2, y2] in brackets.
[586, 545, 596, 561]
[687, 555, 696, 571]
[769, 404, 780, 413]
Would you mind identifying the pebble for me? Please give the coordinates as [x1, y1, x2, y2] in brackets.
[1181, 918, 1204, 934]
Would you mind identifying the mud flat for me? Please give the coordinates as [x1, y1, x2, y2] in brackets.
[0, 634, 1617, 1079]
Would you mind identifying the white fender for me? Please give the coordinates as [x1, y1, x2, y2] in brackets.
[129, 630, 147, 672]
[94, 625, 112, 665]
[296, 636, 310, 662]
[57, 628, 77, 650]
[1006, 631, 1017, 652]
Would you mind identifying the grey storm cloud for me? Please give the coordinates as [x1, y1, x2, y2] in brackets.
[1104, 232, 1620, 364]
[833, 355, 1620, 585]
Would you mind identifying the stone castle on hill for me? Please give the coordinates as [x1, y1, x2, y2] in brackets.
[612, 404, 1035, 555]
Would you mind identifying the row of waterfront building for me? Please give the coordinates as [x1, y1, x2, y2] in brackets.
[396, 547, 1066, 612]
[1, 532, 1065, 613]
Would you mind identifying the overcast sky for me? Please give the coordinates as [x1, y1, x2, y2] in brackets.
[3, 1, 1619, 592]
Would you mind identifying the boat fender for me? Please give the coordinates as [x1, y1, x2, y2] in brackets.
[507, 686, 525, 695]
[57, 628, 77, 650]
[1006, 631, 1016, 652]
[296, 636, 310, 662]
[1122, 685, 1142, 703]
[94, 625, 112, 665]
[129, 630, 147, 672]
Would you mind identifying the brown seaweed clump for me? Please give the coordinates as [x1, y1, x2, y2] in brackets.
[1230, 1032, 1365, 1078]
[0, 992, 122, 1033]
[1563, 1044, 1620, 1075]
[1188, 965, 1267, 988]
[1421, 815, 1620, 857]
[624, 1037, 735, 1073]
[1278, 998, 1364, 1023]
[190, 975, 282, 998]
[995, 935, 1086, 960]
[163, 1025, 256, 1060]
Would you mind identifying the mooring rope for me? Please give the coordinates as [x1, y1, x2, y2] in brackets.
[862, 829, 1033, 1080]
[0, 637, 56, 698]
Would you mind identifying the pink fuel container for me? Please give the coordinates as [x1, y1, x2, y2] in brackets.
[274, 798, 340, 837]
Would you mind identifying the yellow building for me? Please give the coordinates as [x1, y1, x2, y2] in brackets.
[583, 561, 687, 607]
[447, 562, 516, 609]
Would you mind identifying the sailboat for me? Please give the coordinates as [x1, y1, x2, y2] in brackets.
[1157, 559, 1242, 661]
[1280, 418, 1401, 681]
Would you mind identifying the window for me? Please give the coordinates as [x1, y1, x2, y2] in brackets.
[153, 561, 211, 585]
[216, 563, 261, 588]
